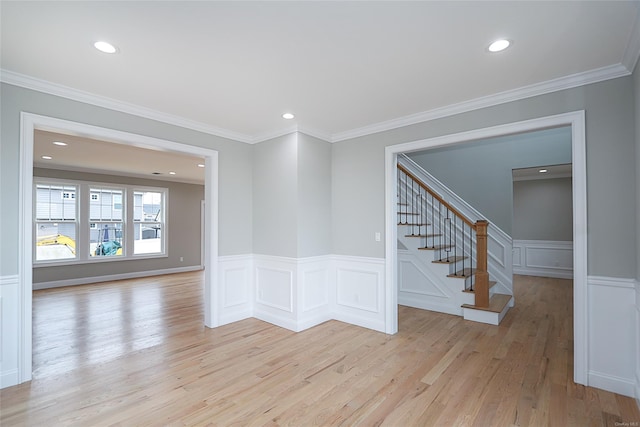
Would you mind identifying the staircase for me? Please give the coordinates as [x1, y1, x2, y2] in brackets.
[397, 163, 512, 325]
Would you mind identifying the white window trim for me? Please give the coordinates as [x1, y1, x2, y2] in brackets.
[34, 177, 168, 267]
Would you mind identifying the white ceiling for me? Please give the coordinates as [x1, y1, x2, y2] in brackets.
[33, 130, 205, 184]
[2, 1, 639, 144]
[2, 2, 639, 183]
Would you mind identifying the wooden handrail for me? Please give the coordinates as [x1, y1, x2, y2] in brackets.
[398, 164, 476, 229]
[398, 163, 490, 308]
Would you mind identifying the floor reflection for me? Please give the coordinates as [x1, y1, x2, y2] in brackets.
[32, 273, 201, 379]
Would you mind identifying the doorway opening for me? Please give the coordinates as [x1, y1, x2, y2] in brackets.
[18, 113, 219, 384]
[384, 111, 587, 386]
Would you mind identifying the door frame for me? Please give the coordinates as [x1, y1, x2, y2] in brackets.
[384, 110, 587, 385]
[18, 112, 219, 384]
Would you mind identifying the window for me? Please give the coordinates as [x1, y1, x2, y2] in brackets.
[35, 183, 77, 261]
[89, 187, 124, 257]
[133, 190, 165, 255]
[34, 178, 167, 265]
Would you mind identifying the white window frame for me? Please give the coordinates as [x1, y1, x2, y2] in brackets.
[34, 179, 79, 263]
[132, 187, 167, 256]
[33, 177, 168, 267]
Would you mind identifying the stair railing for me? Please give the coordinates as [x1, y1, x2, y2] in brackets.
[398, 164, 490, 308]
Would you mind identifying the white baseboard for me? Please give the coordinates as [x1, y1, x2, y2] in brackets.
[1, 369, 19, 389]
[513, 240, 573, 279]
[33, 265, 203, 290]
[588, 370, 637, 398]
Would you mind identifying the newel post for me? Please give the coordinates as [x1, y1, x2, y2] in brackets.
[474, 220, 490, 308]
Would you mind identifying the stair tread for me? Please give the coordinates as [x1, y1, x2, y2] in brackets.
[462, 281, 497, 293]
[398, 222, 429, 226]
[404, 233, 439, 238]
[461, 293, 511, 313]
[418, 245, 453, 251]
[432, 256, 468, 264]
[397, 212, 420, 216]
[448, 268, 474, 278]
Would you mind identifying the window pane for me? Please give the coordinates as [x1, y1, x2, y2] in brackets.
[35, 222, 76, 261]
[36, 184, 76, 220]
[134, 191, 162, 222]
[134, 223, 162, 255]
[90, 223, 123, 257]
[90, 188, 123, 221]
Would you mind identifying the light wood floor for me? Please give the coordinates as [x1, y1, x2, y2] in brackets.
[1, 273, 638, 426]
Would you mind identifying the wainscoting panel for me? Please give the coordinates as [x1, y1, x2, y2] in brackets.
[217, 255, 253, 326]
[587, 276, 637, 398]
[253, 256, 297, 331]
[333, 256, 386, 333]
[513, 240, 573, 279]
[297, 257, 332, 331]
[0, 275, 20, 388]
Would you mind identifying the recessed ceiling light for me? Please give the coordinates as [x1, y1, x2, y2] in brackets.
[52, 141, 67, 146]
[488, 39, 511, 53]
[41, 155, 53, 160]
[169, 171, 176, 175]
[282, 113, 295, 120]
[197, 163, 205, 168]
[539, 169, 548, 173]
[94, 41, 118, 54]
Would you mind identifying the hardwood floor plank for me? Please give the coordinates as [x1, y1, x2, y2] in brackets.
[1, 272, 639, 426]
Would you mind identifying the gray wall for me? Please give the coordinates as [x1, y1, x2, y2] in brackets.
[635, 62, 640, 282]
[332, 76, 636, 278]
[32, 168, 203, 283]
[0, 83, 253, 279]
[407, 127, 572, 234]
[252, 132, 333, 258]
[297, 133, 332, 257]
[513, 177, 573, 241]
[252, 133, 298, 257]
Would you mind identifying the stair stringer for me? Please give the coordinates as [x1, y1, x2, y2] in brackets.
[398, 235, 474, 316]
[398, 154, 514, 301]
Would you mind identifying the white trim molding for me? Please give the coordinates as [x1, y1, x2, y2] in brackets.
[2, 61, 633, 145]
[16, 112, 220, 388]
[385, 110, 588, 386]
[587, 276, 637, 398]
[513, 240, 573, 279]
[0, 275, 20, 388]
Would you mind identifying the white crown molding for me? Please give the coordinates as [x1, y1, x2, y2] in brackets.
[2, 63, 632, 146]
[331, 63, 631, 143]
[622, 4, 640, 73]
[0, 69, 254, 144]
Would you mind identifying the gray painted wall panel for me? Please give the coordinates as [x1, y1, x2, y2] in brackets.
[32, 168, 203, 283]
[513, 178, 573, 241]
[252, 133, 298, 257]
[1, 83, 253, 277]
[297, 133, 332, 257]
[332, 77, 636, 278]
[407, 127, 572, 234]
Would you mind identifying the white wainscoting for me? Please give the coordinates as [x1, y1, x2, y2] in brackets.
[253, 255, 333, 332]
[587, 276, 637, 398]
[333, 256, 386, 333]
[513, 240, 573, 279]
[397, 249, 462, 316]
[297, 257, 332, 331]
[217, 255, 253, 326]
[0, 275, 20, 388]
